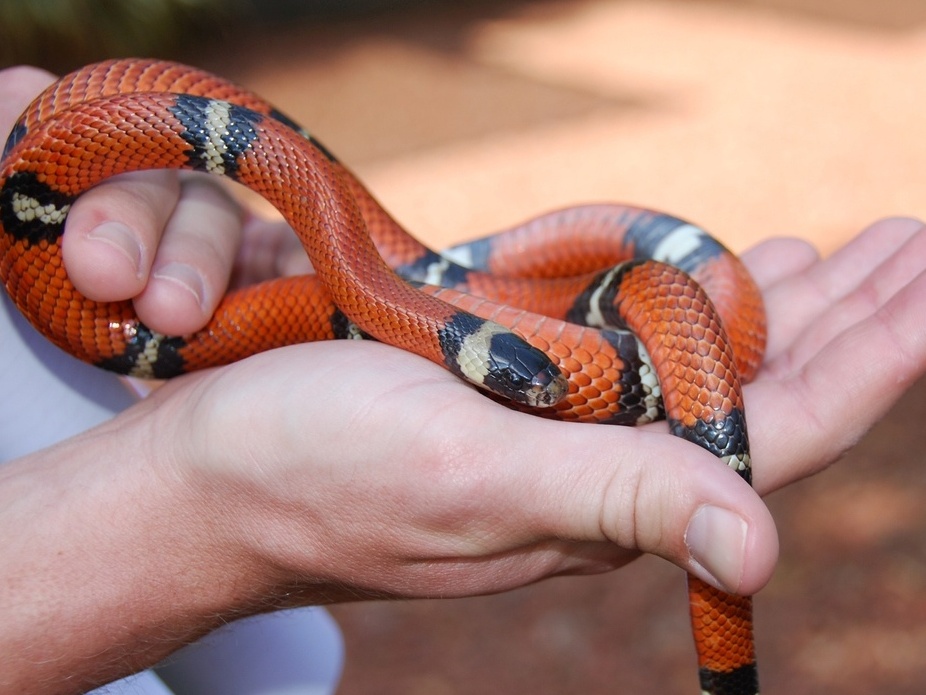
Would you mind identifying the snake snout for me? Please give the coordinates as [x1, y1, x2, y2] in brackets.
[524, 362, 569, 408]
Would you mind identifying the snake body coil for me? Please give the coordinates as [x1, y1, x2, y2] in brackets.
[0, 59, 766, 695]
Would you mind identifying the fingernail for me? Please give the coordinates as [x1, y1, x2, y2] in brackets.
[87, 221, 143, 277]
[152, 262, 208, 310]
[684, 505, 748, 593]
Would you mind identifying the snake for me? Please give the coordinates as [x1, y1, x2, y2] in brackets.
[0, 59, 766, 695]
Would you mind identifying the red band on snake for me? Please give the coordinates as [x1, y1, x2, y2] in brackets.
[0, 59, 766, 695]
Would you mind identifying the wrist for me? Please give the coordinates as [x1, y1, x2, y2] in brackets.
[148, 373, 346, 606]
[0, 390, 268, 694]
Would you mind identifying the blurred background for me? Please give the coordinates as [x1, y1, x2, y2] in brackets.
[2, 1, 925, 693]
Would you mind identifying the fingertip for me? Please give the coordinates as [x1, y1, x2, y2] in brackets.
[740, 498, 780, 594]
[590, 427, 778, 594]
[642, 451, 779, 595]
[86, 220, 143, 265]
[685, 504, 750, 592]
[134, 261, 213, 336]
[0, 66, 56, 133]
[860, 215, 924, 236]
[684, 493, 779, 595]
[512, 420, 778, 593]
[131, 177, 243, 335]
[59, 218, 148, 302]
[740, 237, 819, 289]
[62, 171, 181, 301]
[0, 65, 56, 86]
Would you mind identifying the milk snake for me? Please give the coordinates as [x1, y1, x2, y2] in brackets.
[0, 59, 766, 695]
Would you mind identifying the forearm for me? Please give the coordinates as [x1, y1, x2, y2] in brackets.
[0, 402, 266, 695]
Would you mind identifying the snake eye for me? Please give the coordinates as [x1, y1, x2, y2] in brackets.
[501, 369, 525, 390]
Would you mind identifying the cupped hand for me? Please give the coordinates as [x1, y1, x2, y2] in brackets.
[143, 337, 775, 601]
[137, 217, 926, 608]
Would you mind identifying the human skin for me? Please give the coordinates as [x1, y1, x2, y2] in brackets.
[1, 65, 925, 695]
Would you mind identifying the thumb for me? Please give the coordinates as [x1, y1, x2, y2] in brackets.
[505, 416, 779, 595]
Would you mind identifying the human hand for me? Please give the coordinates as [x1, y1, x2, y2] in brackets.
[142, 217, 924, 608]
[738, 218, 926, 494]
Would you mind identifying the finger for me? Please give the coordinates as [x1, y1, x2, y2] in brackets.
[805, 217, 924, 298]
[747, 266, 926, 494]
[738, 238, 820, 361]
[61, 171, 181, 302]
[739, 236, 819, 290]
[756, 218, 924, 363]
[498, 416, 780, 595]
[763, 218, 926, 374]
[0, 66, 55, 138]
[132, 176, 244, 335]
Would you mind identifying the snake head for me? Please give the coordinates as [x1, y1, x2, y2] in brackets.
[445, 317, 567, 408]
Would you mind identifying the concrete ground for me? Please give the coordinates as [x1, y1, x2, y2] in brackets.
[186, 2, 926, 694]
